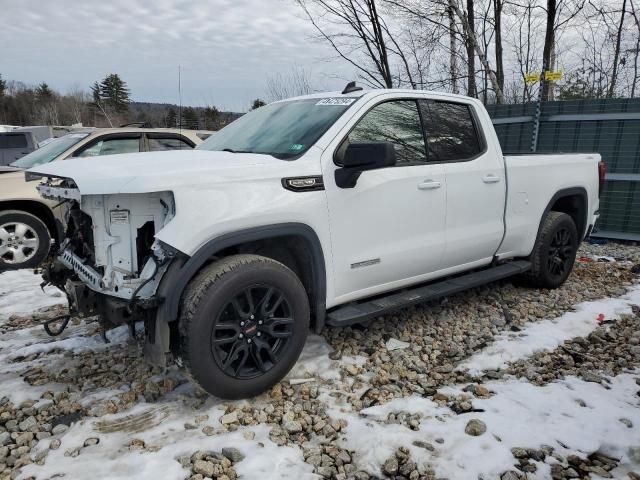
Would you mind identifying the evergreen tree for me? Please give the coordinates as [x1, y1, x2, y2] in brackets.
[201, 106, 220, 130]
[251, 98, 266, 110]
[166, 107, 177, 128]
[0, 74, 6, 98]
[90, 81, 102, 105]
[35, 82, 54, 102]
[99, 74, 130, 113]
[182, 107, 199, 129]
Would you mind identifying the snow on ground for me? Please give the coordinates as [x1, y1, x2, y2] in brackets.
[458, 283, 640, 376]
[0, 270, 65, 321]
[21, 407, 316, 480]
[330, 373, 640, 479]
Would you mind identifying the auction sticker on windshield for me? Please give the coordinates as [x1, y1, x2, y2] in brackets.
[316, 98, 356, 106]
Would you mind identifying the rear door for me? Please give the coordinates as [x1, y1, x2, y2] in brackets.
[144, 133, 196, 151]
[420, 99, 505, 268]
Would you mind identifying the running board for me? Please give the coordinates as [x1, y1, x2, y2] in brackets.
[326, 260, 531, 327]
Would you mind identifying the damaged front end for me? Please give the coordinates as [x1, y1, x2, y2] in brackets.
[37, 175, 183, 362]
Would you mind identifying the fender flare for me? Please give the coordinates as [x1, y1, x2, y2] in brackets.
[534, 187, 588, 245]
[156, 222, 327, 331]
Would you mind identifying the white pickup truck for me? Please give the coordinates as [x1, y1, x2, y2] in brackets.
[30, 85, 605, 399]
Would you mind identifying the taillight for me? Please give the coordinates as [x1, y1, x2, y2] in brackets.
[598, 160, 606, 196]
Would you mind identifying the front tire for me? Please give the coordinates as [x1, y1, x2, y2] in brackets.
[0, 210, 51, 270]
[525, 211, 578, 288]
[179, 254, 310, 399]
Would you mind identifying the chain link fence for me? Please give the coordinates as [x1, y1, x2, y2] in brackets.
[486, 99, 640, 241]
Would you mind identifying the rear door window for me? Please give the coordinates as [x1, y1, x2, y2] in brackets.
[419, 101, 483, 162]
[147, 135, 194, 151]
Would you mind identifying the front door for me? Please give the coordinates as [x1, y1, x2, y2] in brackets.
[323, 98, 447, 303]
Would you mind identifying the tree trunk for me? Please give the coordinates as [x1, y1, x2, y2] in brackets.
[494, 0, 504, 102]
[449, 6, 459, 94]
[608, 0, 627, 98]
[541, 0, 556, 101]
[448, 0, 504, 103]
[466, 0, 477, 97]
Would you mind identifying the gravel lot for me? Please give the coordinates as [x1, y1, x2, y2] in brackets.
[0, 242, 639, 480]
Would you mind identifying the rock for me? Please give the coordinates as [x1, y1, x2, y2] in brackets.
[193, 459, 215, 477]
[49, 439, 61, 450]
[222, 447, 245, 463]
[0, 432, 10, 446]
[412, 440, 434, 451]
[501, 471, 522, 480]
[52, 424, 69, 435]
[18, 416, 37, 432]
[619, 418, 633, 428]
[220, 411, 238, 425]
[585, 465, 612, 478]
[202, 426, 215, 436]
[473, 385, 490, 397]
[583, 372, 603, 383]
[15, 432, 33, 447]
[382, 456, 398, 476]
[464, 419, 486, 436]
[386, 338, 410, 351]
[83, 437, 99, 447]
[511, 447, 528, 458]
[242, 431, 255, 440]
[129, 439, 145, 449]
[283, 420, 303, 434]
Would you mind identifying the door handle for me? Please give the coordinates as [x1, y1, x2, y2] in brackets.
[482, 174, 501, 184]
[417, 180, 442, 190]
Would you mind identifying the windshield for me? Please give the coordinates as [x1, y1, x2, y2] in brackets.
[11, 133, 89, 168]
[197, 98, 358, 159]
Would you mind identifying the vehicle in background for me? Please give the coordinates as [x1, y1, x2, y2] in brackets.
[30, 86, 604, 399]
[0, 126, 53, 166]
[0, 127, 202, 270]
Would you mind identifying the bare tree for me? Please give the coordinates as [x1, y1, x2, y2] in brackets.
[494, 0, 505, 97]
[448, 0, 505, 103]
[608, 0, 628, 97]
[265, 66, 315, 101]
[296, 0, 395, 87]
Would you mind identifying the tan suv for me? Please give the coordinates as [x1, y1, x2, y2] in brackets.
[0, 127, 202, 270]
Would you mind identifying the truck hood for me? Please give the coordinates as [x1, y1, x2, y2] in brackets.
[28, 150, 300, 195]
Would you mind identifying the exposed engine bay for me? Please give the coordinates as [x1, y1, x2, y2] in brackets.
[37, 176, 178, 329]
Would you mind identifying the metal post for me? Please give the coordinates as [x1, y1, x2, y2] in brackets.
[530, 65, 547, 153]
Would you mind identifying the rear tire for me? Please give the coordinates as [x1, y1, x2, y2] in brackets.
[0, 210, 51, 270]
[525, 211, 578, 289]
[179, 254, 309, 399]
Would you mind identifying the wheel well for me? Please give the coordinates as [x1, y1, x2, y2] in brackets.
[549, 194, 587, 238]
[212, 235, 319, 327]
[0, 200, 58, 242]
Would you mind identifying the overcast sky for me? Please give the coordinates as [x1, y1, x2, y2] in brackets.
[0, 0, 354, 111]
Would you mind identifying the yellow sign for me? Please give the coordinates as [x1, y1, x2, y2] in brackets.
[525, 73, 540, 84]
[525, 71, 563, 83]
[545, 70, 563, 81]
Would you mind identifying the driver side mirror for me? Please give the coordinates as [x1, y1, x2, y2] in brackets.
[335, 142, 396, 188]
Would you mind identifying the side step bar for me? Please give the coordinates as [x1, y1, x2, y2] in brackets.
[326, 260, 531, 327]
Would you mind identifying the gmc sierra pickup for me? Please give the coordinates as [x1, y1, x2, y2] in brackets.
[29, 85, 604, 399]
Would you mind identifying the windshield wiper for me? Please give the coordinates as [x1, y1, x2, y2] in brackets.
[222, 148, 254, 154]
